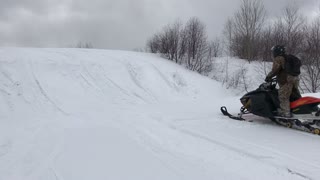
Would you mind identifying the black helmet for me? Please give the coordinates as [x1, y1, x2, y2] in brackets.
[271, 45, 286, 57]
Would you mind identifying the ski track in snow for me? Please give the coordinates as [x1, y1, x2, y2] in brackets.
[177, 118, 320, 168]
[32, 72, 68, 116]
[126, 63, 158, 102]
[0, 48, 319, 180]
[174, 126, 314, 180]
[29, 59, 70, 115]
[151, 64, 178, 91]
[287, 168, 313, 180]
[99, 66, 133, 98]
[129, 116, 312, 180]
[80, 63, 107, 96]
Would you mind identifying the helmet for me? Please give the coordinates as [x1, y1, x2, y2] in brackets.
[271, 45, 286, 57]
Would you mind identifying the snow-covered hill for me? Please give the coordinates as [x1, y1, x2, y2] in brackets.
[0, 48, 319, 180]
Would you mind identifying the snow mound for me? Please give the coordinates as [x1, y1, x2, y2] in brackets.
[0, 48, 319, 180]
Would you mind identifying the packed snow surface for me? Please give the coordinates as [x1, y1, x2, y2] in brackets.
[0, 48, 319, 180]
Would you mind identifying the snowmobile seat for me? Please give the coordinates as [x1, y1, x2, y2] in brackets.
[290, 96, 320, 114]
[291, 96, 320, 109]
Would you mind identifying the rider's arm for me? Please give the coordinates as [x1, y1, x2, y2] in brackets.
[266, 56, 285, 79]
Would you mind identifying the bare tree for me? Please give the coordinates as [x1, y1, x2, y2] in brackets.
[183, 17, 211, 73]
[227, 0, 266, 61]
[209, 38, 223, 57]
[223, 18, 234, 56]
[259, 26, 273, 61]
[274, 4, 305, 55]
[76, 42, 93, 48]
[300, 16, 320, 93]
[254, 59, 272, 81]
[178, 28, 188, 63]
[226, 65, 250, 92]
[146, 17, 213, 74]
[284, 5, 305, 54]
[146, 20, 182, 63]
[271, 20, 286, 46]
[258, 18, 289, 62]
[167, 21, 183, 63]
[147, 34, 160, 53]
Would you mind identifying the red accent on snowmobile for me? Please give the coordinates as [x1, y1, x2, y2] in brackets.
[290, 96, 320, 109]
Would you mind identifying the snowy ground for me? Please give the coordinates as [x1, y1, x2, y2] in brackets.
[0, 48, 319, 180]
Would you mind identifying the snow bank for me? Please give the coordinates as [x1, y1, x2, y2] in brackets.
[0, 48, 319, 180]
[210, 57, 272, 94]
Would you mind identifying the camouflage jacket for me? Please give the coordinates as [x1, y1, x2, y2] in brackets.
[267, 56, 288, 85]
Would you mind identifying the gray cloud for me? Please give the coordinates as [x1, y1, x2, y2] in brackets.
[0, 0, 319, 50]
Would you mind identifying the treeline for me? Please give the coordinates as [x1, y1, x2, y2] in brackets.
[147, 0, 320, 92]
[147, 18, 221, 74]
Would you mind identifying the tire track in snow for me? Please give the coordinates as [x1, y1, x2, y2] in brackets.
[126, 63, 158, 102]
[80, 64, 108, 96]
[1, 62, 34, 105]
[141, 112, 316, 177]
[287, 168, 313, 180]
[29, 61, 68, 115]
[95, 65, 149, 103]
[151, 65, 177, 90]
[0, 141, 11, 158]
[82, 63, 148, 103]
[33, 77, 68, 115]
[133, 129, 187, 180]
[20, 123, 65, 180]
[98, 66, 133, 98]
[0, 89, 10, 95]
[81, 62, 146, 104]
[51, 167, 64, 180]
[173, 126, 315, 180]
[80, 73, 95, 88]
[47, 134, 65, 180]
[80, 74, 93, 88]
[0, 89, 13, 111]
[0, 123, 62, 180]
[177, 127, 271, 160]
[1, 70, 14, 84]
[129, 114, 313, 180]
[0, 67, 16, 111]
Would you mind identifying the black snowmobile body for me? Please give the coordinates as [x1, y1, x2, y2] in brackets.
[239, 80, 279, 118]
[239, 79, 320, 118]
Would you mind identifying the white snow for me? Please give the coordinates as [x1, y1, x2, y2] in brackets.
[0, 48, 319, 180]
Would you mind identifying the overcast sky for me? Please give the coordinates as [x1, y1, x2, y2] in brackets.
[0, 0, 319, 50]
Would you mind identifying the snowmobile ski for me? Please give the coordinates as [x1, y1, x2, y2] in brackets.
[220, 106, 245, 121]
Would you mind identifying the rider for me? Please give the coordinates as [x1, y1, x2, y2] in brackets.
[265, 45, 301, 118]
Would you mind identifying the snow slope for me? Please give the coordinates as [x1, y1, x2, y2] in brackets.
[0, 48, 319, 180]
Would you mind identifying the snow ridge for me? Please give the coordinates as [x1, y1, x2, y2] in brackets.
[0, 48, 319, 180]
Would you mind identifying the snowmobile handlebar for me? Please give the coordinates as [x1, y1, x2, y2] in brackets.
[271, 78, 277, 82]
[265, 77, 277, 83]
[259, 78, 277, 91]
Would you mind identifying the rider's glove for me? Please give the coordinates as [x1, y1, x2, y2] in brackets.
[265, 76, 272, 82]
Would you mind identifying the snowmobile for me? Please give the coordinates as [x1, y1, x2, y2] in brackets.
[221, 78, 320, 135]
